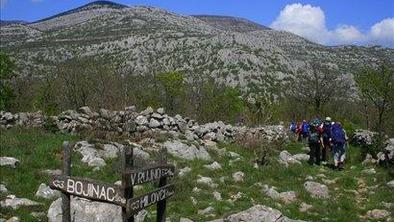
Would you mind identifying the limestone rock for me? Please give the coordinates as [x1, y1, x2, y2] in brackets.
[100, 144, 119, 159]
[47, 197, 150, 222]
[278, 151, 301, 167]
[299, 202, 313, 212]
[180, 218, 194, 222]
[197, 176, 217, 188]
[35, 183, 61, 199]
[149, 118, 161, 128]
[225, 205, 305, 222]
[0, 157, 20, 168]
[178, 167, 192, 177]
[387, 180, 394, 188]
[1, 195, 41, 210]
[0, 184, 8, 193]
[233, 171, 244, 182]
[204, 161, 222, 170]
[304, 181, 329, 199]
[135, 115, 148, 125]
[213, 191, 222, 201]
[198, 206, 214, 215]
[163, 140, 211, 160]
[366, 209, 390, 220]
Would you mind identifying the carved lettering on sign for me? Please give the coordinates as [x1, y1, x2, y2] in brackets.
[126, 184, 175, 216]
[124, 164, 175, 186]
[50, 175, 126, 206]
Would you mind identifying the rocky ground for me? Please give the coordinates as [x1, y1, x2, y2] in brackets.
[0, 107, 393, 222]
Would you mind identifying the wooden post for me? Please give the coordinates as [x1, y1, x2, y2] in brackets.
[62, 141, 71, 222]
[122, 145, 134, 222]
[156, 148, 168, 222]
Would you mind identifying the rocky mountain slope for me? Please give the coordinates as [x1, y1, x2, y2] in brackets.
[1, 1, 393, 95]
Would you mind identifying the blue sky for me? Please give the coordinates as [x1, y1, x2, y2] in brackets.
[1, 0, 393, 47]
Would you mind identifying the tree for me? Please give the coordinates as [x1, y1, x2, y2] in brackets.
[285, 62, 353, 114]
[0, 52, 16, 111]
[156, 71, 186, 113]
[355, 63, 394, 133]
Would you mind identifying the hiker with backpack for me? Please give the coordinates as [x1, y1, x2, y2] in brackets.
[321, 117, 333, 164]
[296, 122, 302, 142]
[301, 120, 310, 144]
[331, 122, 346, 170]
[308, 118, 323, 166]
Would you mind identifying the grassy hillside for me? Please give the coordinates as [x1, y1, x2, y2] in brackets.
[1, 128, 393, 221]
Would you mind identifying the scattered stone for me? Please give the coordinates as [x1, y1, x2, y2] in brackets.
[278, 151, 301, 167]
[157, 108, 165, 115]
[387, 180, 394, 188]
[163, 140, 210, 160]
[149, 118, 161, 128]
[41, 169, 62, 176]
[299, 202, 313, 212]
[262, 185, 297, 204]
[192, 187, 201, 193]
[198, 206, 214, 215]
[232, 171, 244, 182]
[88, 157, 106, 168]
[228, 192, 243, 203]
[304, 181, 329, 199]
[191, 197, 197, 205]
[213, 191, 222, 201]
[5, 217, 20, 222]
[362, 154, 377, 165]
[293, 153, 310, 161]
[35, 183, 61, 199]
[1, 195, 41, 209]
[382, 202, 393, 209]
[178, 167, 192, 177]
[225, 205, 305, 222]
[0, 184, 8, 193]
[204, 161, 222, 170]
[305, 175, 314, 181]
[30, 211, 46, 219]
[100, 144, 119, 159]
[362, 168, 376, 175]
[366, 209, 390, 220]
[0, 157, 20, 168]
[180, 218, 194, 222]
[197, 176, 217, 188]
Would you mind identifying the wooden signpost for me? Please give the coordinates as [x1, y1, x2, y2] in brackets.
[50, 141, 175, 222]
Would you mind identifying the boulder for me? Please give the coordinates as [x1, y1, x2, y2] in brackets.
[262, 185, 297, 204]
[163, 140, 210, 160]
[100, 144, 119, 159]
[157, 108, 165, 115]
[293, 154, 310, 162]
[35, 183, 61, 199]
[1, 195, 41, 210]
[79, 106, 94, 117]
[88, 157, 106, 168]
[135, 116, 148, 126]
[225, 205, 305, 222]
[47, 197, 147, 222]
[141, 107, 154, 116]
[304, 181, 329, 199]
[0, 157, 20, 168]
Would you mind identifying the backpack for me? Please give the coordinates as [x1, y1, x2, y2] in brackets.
[331, 124, 345, 144]
[302, 123, 309, 134]
[290, 122, 296, 133]
[322, 123, 332, 141]
[309, 126, 320, 143]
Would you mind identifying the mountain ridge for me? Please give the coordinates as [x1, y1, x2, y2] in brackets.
[0, 0, 393, 96]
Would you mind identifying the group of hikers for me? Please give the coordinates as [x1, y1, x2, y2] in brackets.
[289, 117, 348, 170]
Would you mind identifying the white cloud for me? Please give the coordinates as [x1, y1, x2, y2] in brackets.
[271, 3, 330, 44]
[333, 25, 365, 44]
[369, 18, 394, 47]
[270, 3, 394, 48]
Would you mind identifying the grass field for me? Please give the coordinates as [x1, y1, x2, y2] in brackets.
[1, 127, 393, 221]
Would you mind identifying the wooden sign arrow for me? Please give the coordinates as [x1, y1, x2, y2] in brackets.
[50, 175, 126, 206]
[123, 164, 175, 186]
[126, 184, 175, 216]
